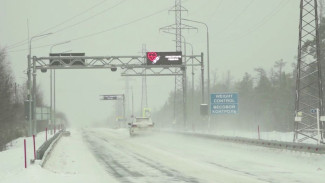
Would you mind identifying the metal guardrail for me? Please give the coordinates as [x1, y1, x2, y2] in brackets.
[160, 130, 325, 154]
[36, 131, 62, 160]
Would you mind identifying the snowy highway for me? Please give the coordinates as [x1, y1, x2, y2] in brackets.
[42, 128, 325, 183]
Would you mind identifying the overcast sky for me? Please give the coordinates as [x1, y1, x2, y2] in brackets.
[0, 0, 300, 127]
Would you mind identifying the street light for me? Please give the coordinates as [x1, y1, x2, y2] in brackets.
[182, 18, 210, 105]
[49, 40, 71, 134]
[164, 31, 195, 108]
[162, 31, 189, 127]
[162, 31, 187, 55]
[28, 32, 52, 136]
[50, 41, 71, 53]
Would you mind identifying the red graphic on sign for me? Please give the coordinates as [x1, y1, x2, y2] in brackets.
[147, 52, 157, 62]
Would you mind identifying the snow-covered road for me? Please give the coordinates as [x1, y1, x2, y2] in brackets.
[43, 128, 325, 183]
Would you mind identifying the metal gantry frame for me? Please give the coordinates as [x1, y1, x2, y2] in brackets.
[30, 54, 204, 133]
[34, 55, 202, 75]
[294, 0, 324, 144]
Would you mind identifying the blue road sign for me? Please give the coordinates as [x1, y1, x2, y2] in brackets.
[210, 93, 238, 114]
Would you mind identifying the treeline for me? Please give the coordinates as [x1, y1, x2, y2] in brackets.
[0, 48, 27, 150]
[0, 48, 60, 151]
[154, 61, 296, 132]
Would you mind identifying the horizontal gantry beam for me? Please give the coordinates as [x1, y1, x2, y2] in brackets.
[33, 55, 202, 76]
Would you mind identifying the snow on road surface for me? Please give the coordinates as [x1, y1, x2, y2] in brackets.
[43, 129, 119, 183]
[1, 128, 325, 183]
[56, 128, 325, 182]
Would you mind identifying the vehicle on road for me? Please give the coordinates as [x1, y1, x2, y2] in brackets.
[128, 117, 154, 136]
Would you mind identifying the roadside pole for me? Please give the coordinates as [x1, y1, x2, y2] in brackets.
[317, 108, 321, 144]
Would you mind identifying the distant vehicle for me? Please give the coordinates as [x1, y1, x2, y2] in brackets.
[128, 117, 154, 136]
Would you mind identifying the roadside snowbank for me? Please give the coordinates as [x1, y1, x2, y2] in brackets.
[0, 129, 118, 183]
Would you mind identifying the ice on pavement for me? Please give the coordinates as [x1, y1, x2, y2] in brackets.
[1, 128, 325, 183]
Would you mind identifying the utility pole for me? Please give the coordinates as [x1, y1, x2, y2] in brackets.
[50, 41, 70, 134]
[182, 18, 210, 107]
[28, 32, 52, 136]
[32, 56, 37, 135]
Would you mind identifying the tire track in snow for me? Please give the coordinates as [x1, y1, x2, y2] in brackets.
[82, 130, 201, 183]
[83, 133, 142, 183]
[208, 162, 289, 183]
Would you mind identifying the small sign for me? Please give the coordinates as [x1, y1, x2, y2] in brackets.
[101, 95, 117, 100]
[210, 93, 238, 114]
[36, 107, 50, 120]
[143, 108, 151, 117]
[295, 116, 302, 122]
[100, 95, 124, 100]
[320, 116, 325, 121]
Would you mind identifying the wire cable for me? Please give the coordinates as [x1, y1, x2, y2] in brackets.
[210, 0, 224, 17]
[221, 0, 290, 43]
[216, 0, 255, 35]
[6, 0, 108, 49]
[53, 0, 127, 34]
[8, 4, 171, 53]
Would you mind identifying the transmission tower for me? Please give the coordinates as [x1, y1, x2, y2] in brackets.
[160, 0, 197, 126]
[294, 0, 324, 144]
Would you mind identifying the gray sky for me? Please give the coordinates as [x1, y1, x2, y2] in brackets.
[0, 0, 300, 127]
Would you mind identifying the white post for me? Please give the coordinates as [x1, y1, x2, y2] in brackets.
[317, 108, 321, 144]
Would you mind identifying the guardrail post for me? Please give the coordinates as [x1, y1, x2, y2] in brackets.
[24, 139, 27, 168]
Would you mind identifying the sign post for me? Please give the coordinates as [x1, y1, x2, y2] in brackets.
[316, 108, 321, 144]
[210, 93, 238, 115]
[100, 94, 126, 121]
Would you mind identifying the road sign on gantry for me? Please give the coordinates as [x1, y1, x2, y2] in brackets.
[100, 95, 124, 100]
[146, 52, 182, 65]
[210, 93, 238, 114]
[49, 53, 85, 66]
[101, 95, 118, 100]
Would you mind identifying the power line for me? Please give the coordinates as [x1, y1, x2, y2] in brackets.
[53, 0, 127, 34]
[8, 0, 127, 50]
[8, 43, 59, 53]
[8, 4, 172, 53]
[67, 6, 171, 42]
[210, 0, 224, 17]
[221, 0, 290, 43]
[6, 0, 108, 49]
[216, 0, 255, 35]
